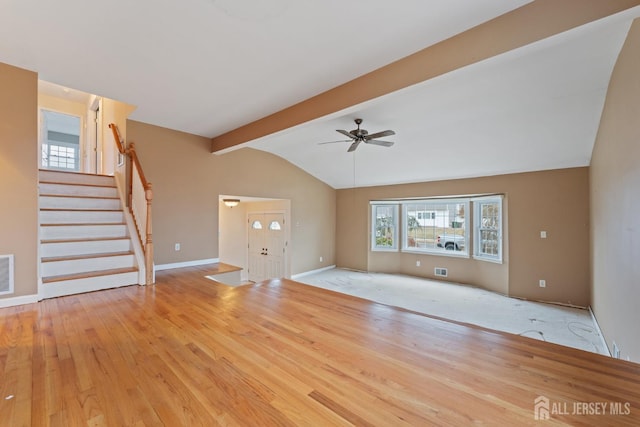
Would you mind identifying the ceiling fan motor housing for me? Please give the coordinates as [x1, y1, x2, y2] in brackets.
[352, 118, 367, 138]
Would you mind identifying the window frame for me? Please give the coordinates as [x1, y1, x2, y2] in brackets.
[40, 109, 82, 172]
[370, 202, 400, 252]
[472, 196, 503, 263]
[401, 198, 470, 258]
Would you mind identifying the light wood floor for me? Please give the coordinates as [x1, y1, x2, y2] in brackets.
[1, 265, 639, 426]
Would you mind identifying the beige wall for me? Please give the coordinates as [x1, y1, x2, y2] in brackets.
[0, 62, 38, 299]
[102, 98, 136, 181]
[126, 120, 336, 276]
[590, 19, 640, 362]
[337, 167, 590, 305]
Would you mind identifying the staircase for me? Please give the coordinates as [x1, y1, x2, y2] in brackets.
[39, 170, 139, 299]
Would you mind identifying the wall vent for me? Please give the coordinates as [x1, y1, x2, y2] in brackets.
[0, 255, 14, 295]
[434, 267, 448, 277]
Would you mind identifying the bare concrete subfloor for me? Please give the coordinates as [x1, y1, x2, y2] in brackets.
[297, 268, 607, 356]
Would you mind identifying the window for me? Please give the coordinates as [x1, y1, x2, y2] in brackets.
[40, 110, 81, 171]
[370, 195, 504, 263]
[268, 221, 282, 231]
[474, 197, 502, 262]
[371, 204, 399, 251]
[251, 220, 263, 230]
[404, 200, 468, 255]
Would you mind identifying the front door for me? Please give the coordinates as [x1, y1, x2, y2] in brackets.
[247, 213, 285, 283]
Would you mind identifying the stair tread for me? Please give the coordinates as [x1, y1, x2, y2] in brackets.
[40, 180, 116, 188]
[41, 222, 126, 227]
[42, 251, 135, 263]
[40, 194, 119, 199]
[38, 207, 122, 212]
[40, 208, 122, 212]
[42, 267, 138, 284]
[41, 236, 131, 244]
[39, 169, 114, 179]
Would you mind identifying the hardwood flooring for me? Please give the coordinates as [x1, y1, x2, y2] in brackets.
[1, 264, 639, 426]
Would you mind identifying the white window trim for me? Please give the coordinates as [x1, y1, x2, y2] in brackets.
[371, 203, 399, 252]
[472, 196, 503, 264]
[401, 199, 470, 257]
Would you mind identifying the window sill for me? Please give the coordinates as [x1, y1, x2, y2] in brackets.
[401, 249, 470, 259]
[473, 255, 503, 264]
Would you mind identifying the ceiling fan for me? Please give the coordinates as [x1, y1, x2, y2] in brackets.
[320, 118, 395, 152]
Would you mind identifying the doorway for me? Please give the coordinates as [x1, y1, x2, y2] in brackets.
[248, 212, 286, 283]
[217, 197, 291, 282]
[40, 109, 82, 172]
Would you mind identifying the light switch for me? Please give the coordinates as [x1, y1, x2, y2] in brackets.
[540, 231, 547, 239]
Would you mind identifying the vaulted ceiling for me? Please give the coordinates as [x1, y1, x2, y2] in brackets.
[2, 1, 639, 188]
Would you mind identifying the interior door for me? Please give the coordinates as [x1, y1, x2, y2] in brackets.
[247, 213, 285, 282]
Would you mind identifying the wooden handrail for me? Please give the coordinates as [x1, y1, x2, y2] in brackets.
[108, 123, 154, 285]
[128, 143, 150, 189]
[109, 123, 127, 155]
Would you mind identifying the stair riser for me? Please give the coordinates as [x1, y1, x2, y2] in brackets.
[41, 239, 132, 258]
[40, 182, 118, 198]
[42, 255, 136, 277]
[40, 210, 124, 224]
[41, 224, 128, 240]
[39, 170, 115, 187]
[41, 271, 139, 299]
[40, 196, 121, 210]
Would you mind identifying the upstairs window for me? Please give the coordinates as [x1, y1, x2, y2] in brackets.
[40, 110, 81, 171]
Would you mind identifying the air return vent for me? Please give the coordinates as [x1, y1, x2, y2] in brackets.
[434, 267, 448, 277]
[0, 255, 14, 295]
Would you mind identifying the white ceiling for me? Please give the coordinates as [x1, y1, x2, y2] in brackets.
[1, 1, 639, 189]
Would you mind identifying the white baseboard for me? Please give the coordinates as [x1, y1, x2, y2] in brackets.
[589, 306, 611, 357]
[154, 258, 219, 271]
[292, 265, 336, 280]
[0, 294, 39, 308]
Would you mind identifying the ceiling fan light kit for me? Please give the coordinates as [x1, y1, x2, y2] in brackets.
[320, 118, 396, 152]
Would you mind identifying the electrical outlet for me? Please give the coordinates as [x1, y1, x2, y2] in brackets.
[539, 279, 546, 288]
[319, 256, 323, 262]
[416, 260, 421, 267]
[175, 243, 181, 251]
[540, 231, 547, 239]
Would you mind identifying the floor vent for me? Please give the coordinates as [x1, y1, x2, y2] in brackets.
[0, 255, 14, 295]
[434, 267, 448, 277]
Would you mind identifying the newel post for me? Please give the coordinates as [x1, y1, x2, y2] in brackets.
[145, 183, 154, 285]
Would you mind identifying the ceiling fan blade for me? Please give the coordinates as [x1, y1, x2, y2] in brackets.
[365, 140, 394, 148]
[347, 140, 361, 152]
[336, 129, 355, 139]
[318, 139, 351, 145]
[365, 130, 395, 140]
